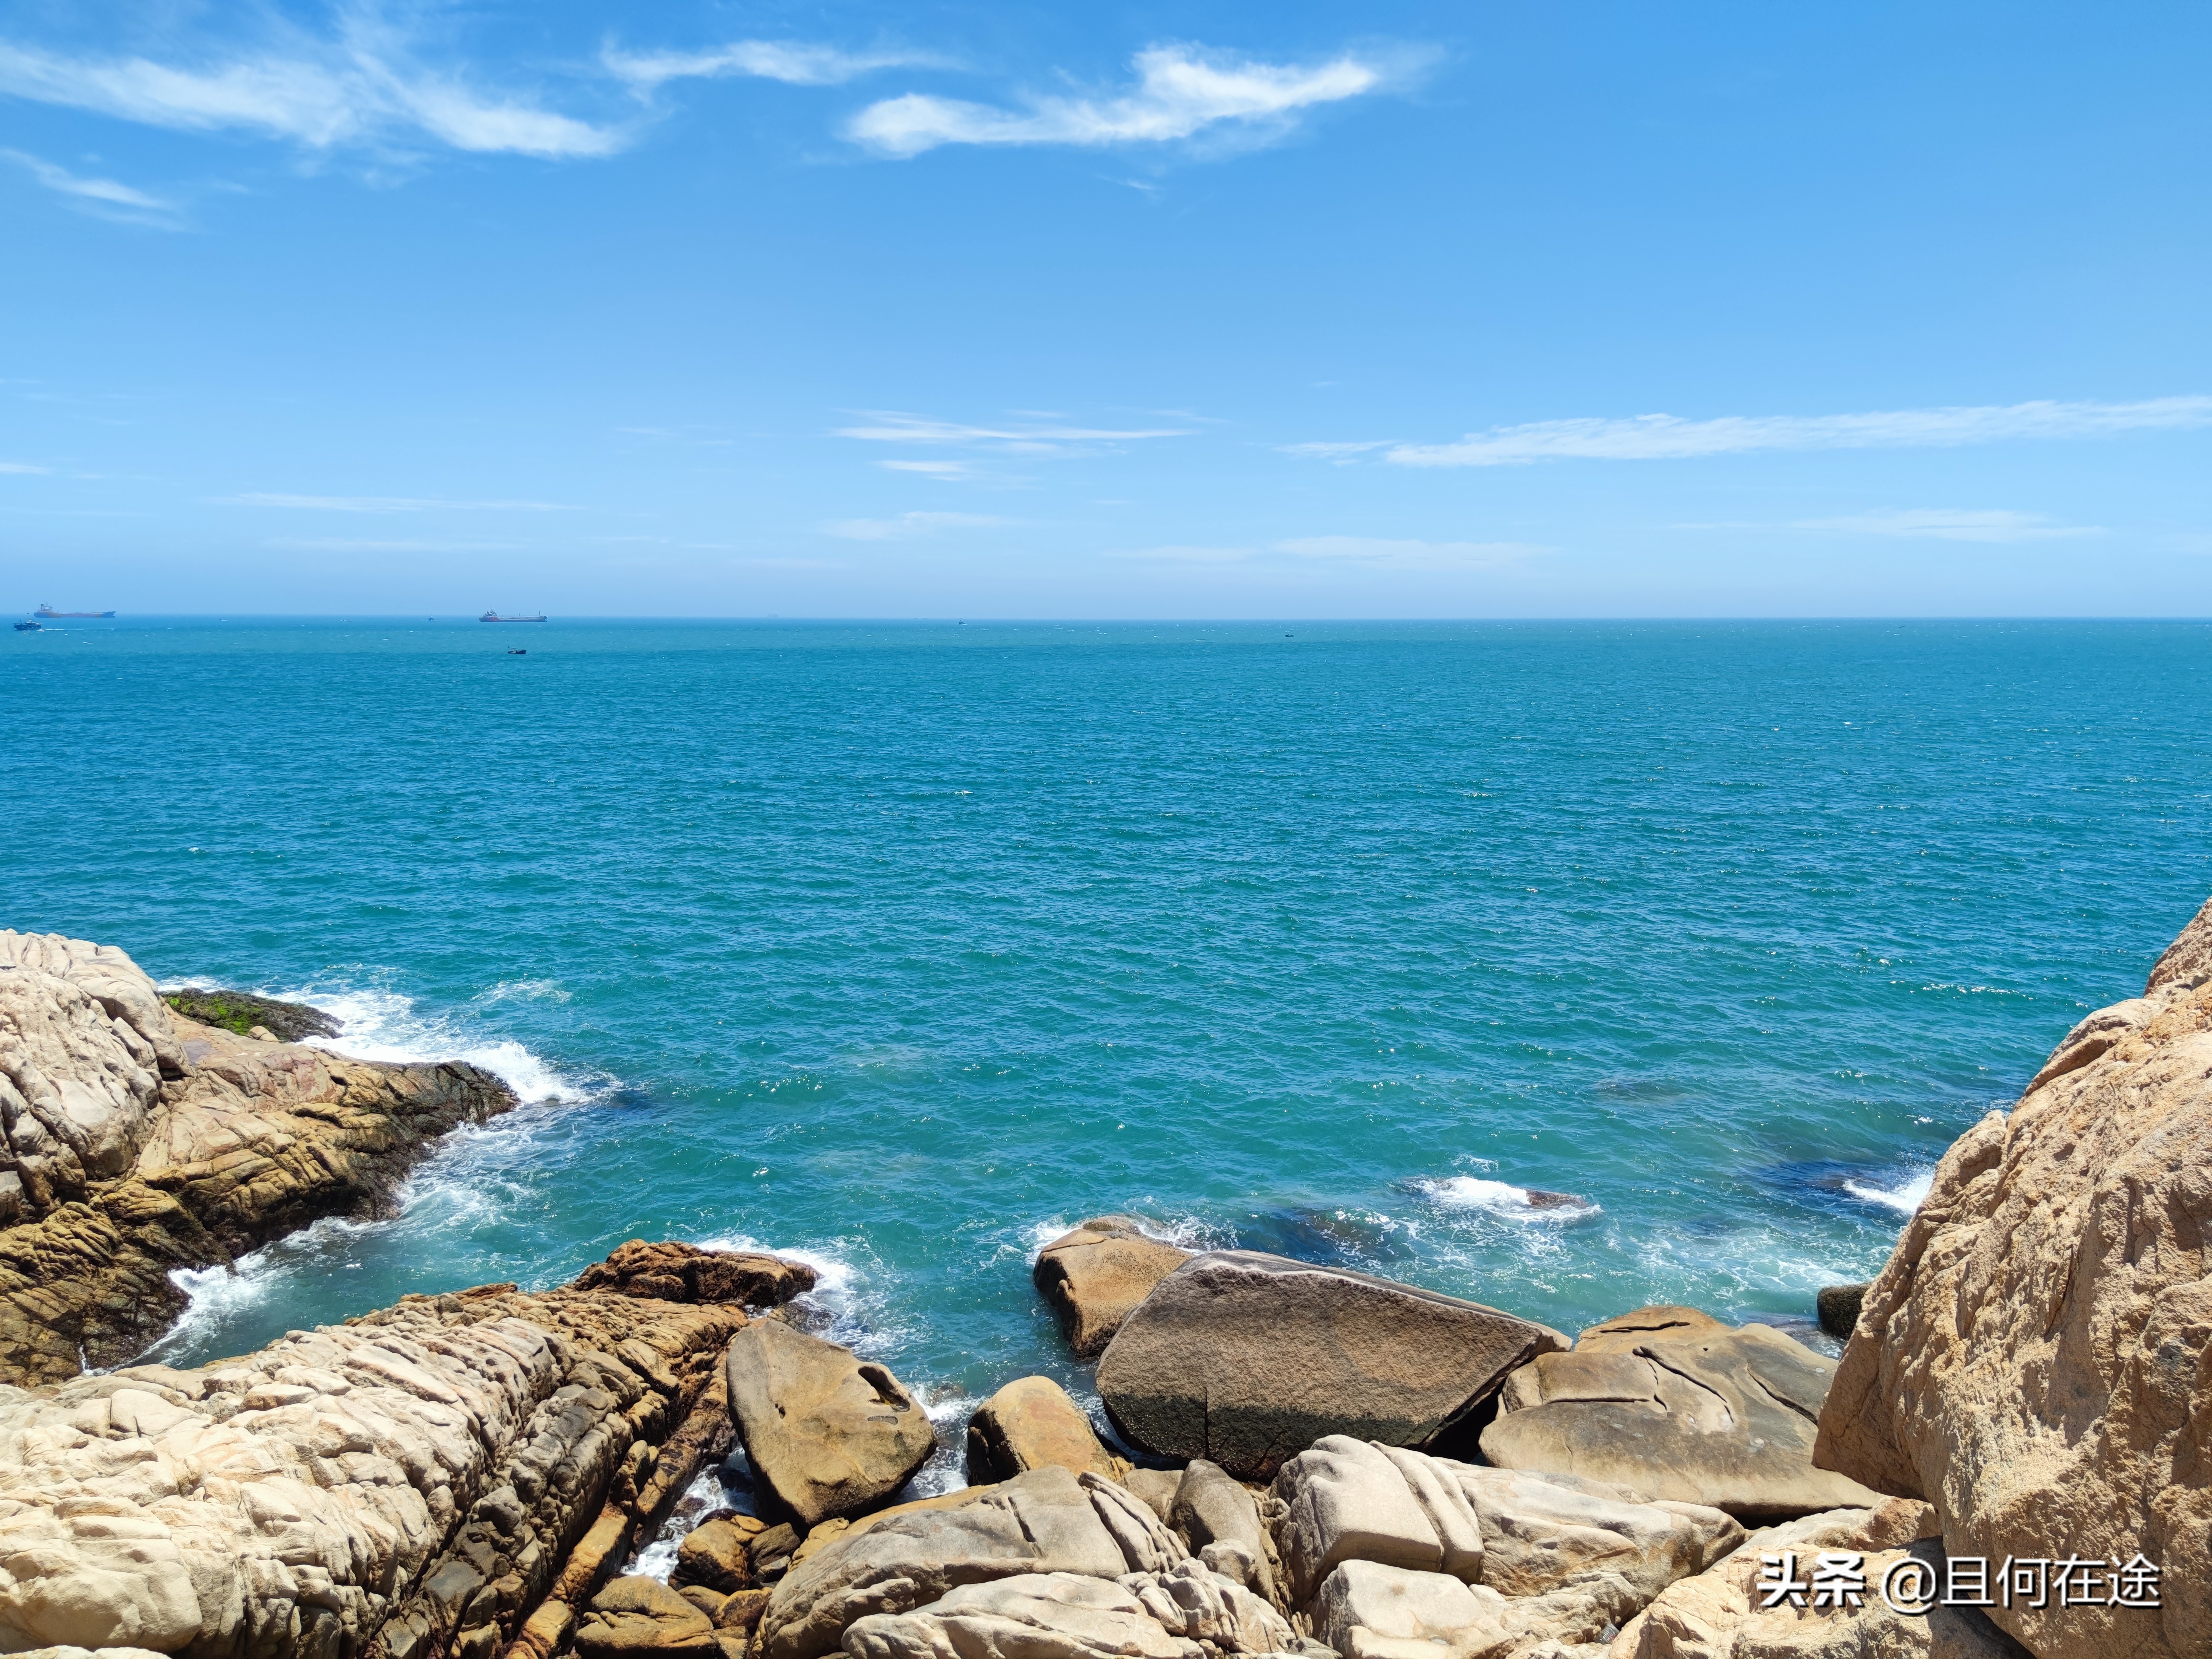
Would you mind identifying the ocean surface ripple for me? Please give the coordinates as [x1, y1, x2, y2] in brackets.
[4, 617, 2207, 1397]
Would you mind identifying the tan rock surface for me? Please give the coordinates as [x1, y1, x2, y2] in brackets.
[1813, 892, 2212, 1659]
[1483, 1310, 1879, 1520]
[0, 931, 516, 1384]
[0, 1252, 759, 1659]
[575, 1240, 817, 1308]
[1098, 1252, 1565, 1480]
[758, 1465, 1185, 1659]
[1033, 1218, 1192, 1358]
[723, 1319, 936, 1529]
[965, 1374, 1125, 1484]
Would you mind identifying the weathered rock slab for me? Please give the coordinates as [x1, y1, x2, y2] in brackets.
[760, 1467, 1185, 1659]
[1813, 893, 2212, 1659]
[725, 1318, 936, 1528]
[578, 1239, 817, 1308]
[1033, 1217, 1193, 1358]
[1098, 1252, 1565, 1479]
[1483, 1308, 1879, 1520]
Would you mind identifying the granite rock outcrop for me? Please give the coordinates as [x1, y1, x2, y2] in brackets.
[723, 1319, 936, 1530]
[0, 930, 516, 1384]
[1813, 891, 2212, 1659]
[1032, 1219, 1192, 1360]
[0, 1244, 817, 1659]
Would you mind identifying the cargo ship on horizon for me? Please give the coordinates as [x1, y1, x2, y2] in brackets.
[479, 611, 547, 622]
[35, 605, 114, 618]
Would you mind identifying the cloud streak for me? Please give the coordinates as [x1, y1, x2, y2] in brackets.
[1, 147, 177, 224]
[1789, 509, 2107, 543]
[823, 510, 1013, 540]
[1373, 397, 2212, 467]
[0, 29, 623, 159]
[847, 44, 1393, 158]
[607, 40, 946, 92]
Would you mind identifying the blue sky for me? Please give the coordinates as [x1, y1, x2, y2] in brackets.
[3, 2, 2207, 617]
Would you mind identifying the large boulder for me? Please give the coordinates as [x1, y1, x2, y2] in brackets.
[1480, 1307, 1881, 1520]
[724, 1318, 936, 1528]
[576, 1577, 718, 1659]
[1033, 1217, 1193, 1357]
[965, 1374, 1125, 1484]
[1097, 1252, 1565, 1479]
[1271, 1436, 1741, 1613]
[577, 1239, 817, 1307]
[1812, 894, 2212, 1659]
[842, 1560, 1296, 1659]
[672, 1514, 759, 1595]
[758, 1465, 1186, 1659]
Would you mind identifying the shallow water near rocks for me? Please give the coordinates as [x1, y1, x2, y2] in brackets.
[4, 618, 2207, 1425]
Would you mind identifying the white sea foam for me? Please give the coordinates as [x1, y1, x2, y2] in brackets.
[142, 1213, 378, 1365]
[1842, 1168, 1934, 1216]
[692, 1231, 885, 1351]
[1412, 1175, 1602, 1223]
[632, 1463, 730, 1581]
[1019, 1210, 1221, 1264]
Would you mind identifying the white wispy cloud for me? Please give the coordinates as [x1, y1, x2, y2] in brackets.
[847, 43, 1396, 158]
[823, 510, 1014, 540]
[1108, 544, 1255, 563]
[0, 27, 623, 159]
[0, 460, 50, 474]
[1279, 439, 1394, 463]
[1375, 396, 2212, 467]
[1788, 509, 2107, 543]
[1276, 536, 1544, 569]
[221, 493, 576, 512]
[1, 147, 177, 224]
[606, 40, 946, 92]
[878, 459, 978, 480]
[837, 411, 1191, 457]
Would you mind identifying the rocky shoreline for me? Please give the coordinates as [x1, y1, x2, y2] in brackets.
[1, 897, 2205, 1659]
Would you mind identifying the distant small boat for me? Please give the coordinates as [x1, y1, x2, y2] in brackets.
[35, 605, 114, 618]
[13, 618, 41, 632]
[480, 611, 547, 623]
[507, 647, 527, 655]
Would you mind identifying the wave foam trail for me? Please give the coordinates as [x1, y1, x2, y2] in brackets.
[1842, 1168, 1934, 1215]
[260, 980, 606, 1105]
[1413, 1175, 1601, 1223]
[632, 1463, 730, 1581]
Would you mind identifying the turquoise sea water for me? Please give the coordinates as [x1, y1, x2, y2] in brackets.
[4, 618, 2208, 1460]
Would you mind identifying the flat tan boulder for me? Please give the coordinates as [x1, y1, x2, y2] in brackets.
[1033, 1217, 1192, 1357]
[759, 1466, 1185, 1659]
[725, 1319, 936, 1529]
[965, 1374, 1125, 1483]
[671, 1514, 758, 1594]
[1812, 892, 2212, 1659]
[577, 1576, 718, 1658]
[1480, 1307, 1880, 1520]
[1311, 1559, 1641, 1659]
[1097, 1251, 1565, 1479]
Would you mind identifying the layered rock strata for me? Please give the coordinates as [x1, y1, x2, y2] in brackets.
[0, 930, 515, 1384]
[1814, 892, 2212, 1659]
[0, 1245, 808, 1659]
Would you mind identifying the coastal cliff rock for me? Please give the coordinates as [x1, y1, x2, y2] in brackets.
[1032, 1219, 1193, 1359]
[1812, 892, 2212, 1659]
[1481, 1308, 1880, 1520]
[1096, 1252, 1566, 1480]
[0, 930, 516, 1384]
[0, 1243, 812, 1659]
